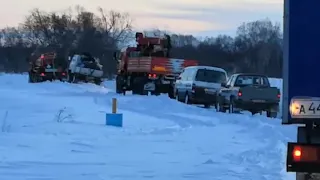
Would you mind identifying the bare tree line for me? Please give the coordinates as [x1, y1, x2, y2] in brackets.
[0, 6, 283, 78]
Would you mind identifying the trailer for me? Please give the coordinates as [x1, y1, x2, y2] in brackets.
[283, 0, 320, 179]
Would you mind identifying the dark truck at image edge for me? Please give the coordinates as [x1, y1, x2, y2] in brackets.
[283, 0, 320, 180]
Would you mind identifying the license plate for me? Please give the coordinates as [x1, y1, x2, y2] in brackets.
[252, 99, 266, 103]
[290, 97, 320, 118]
[144, 83, 155, 91]
[45, 68, 57, 72]
[162, 80, 170, 84]
[205, 89, 216, 94]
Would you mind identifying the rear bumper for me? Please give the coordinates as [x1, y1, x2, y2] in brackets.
[36, 72, 67, 80]
[190, 92, 217, 104]
[74, 67, 103, 77]
[235, 99, 279, 111]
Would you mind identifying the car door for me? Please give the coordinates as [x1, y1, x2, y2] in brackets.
[175, 68, 192, 94]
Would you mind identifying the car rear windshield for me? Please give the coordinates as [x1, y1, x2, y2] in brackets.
[195, 69, 226, 83]
[235, 75, 270, 87]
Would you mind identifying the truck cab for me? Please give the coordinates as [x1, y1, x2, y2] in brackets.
[115, 32, 171, 73]
[283, 0, 320, 179]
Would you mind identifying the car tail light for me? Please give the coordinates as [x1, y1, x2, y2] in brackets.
[293, 146, 302, 161]
[62, 72, 66, 76]
[238, 91, 242, 97]
[277, 93, 281, 98]
[291, 145, 318, 162]
[40, 73, 45, 76]
[148, 74, 157, 78]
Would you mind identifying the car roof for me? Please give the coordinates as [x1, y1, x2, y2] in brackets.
[232, 73, 268, 77]
[184, 66, 227, 73]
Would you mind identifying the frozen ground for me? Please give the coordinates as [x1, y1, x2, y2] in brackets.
[0, 74, 295, 180]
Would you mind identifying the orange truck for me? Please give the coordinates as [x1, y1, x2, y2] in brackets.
[114, 32, 198, 98]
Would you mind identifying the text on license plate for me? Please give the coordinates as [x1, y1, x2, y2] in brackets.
[45, 68, 57, 72]
[252, 100, 265, 103]
[290, 98, 320, 118]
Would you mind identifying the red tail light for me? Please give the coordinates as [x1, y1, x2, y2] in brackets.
[291, 144, 318, 162]
[40, 73, 45, 76]
[277, 93, 281, 98]
[238, 91, 242, 97]
[287, 143, 320, 173]
[62, 72, 66, 76]
[293, 146, 302, 161]
[148, 74, 157, 78]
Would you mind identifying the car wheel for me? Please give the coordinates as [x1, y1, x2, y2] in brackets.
[229, 97, 234, 113]
[184, 93, 190, 104]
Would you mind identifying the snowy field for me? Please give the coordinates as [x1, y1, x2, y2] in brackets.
[0, 74, 296, 180]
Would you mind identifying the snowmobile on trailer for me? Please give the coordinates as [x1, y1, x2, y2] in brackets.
[67, 52, 104, 85]
[114, 32, 198, 98]
[27, 52, 68, 83]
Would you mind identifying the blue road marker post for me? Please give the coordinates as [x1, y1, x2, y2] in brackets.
[105, 98, 123, 127]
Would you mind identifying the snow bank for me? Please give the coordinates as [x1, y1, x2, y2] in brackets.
[0, 74, 295, 180]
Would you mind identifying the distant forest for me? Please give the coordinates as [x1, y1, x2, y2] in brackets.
[0, 6, 283, 78]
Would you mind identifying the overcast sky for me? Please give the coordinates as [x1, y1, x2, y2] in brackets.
[0, 0, 282, 36]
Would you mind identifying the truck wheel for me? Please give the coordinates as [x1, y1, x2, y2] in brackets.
[216, 96, 225, 112]
[28, 72, 34, 83]
[131, 78, 141, 95]
[94, 78, 102, 85]
[229, 97, 235, 113]
[116, 76, 124, 94]
[250, 110, 260, 115]
[176, 90, 183, 102]
[67, 73, 76, 83]
[151, 91, 160, 96]
[31, 73, 39, 83]
[266, 111, 277, 118]
[168, 86, 175, 99]
[132, 77, 147, 95]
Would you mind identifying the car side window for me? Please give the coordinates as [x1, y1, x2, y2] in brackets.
[181, 69, 191, 81]
[186, 69, 194, 81]
[178, 71, 184, 80]
[180, 70, 188, 81]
